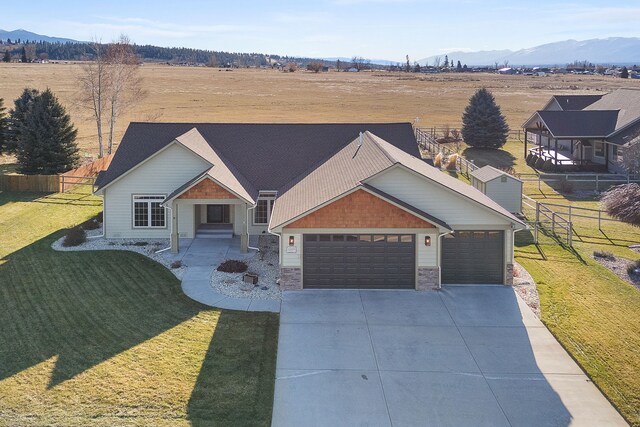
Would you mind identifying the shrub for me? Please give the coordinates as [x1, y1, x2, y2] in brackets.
[557, 178, 574, 194]
[526, 153, 534, 165]
[446, 153, 458, 170]
[434, 152, 444, 168]
[80, 218, 100, 230]
[95, 211, 103, 223]
[217, 259, 248, 273]
[529, 155, 538, 167]
[601, 184, 640, 227]
[593, 250, 615, 261]
[627, 259, 640, 276]
[170, 260, 182, 269]
[133, 241, 148, 246]
[541, 159, 554, 172]
[534, 157, 545, 170]
[62, 226, 86, 247]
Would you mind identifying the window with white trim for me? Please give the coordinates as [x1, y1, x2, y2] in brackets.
[133, 195, 166, 228]
[254, 193, 276, 225]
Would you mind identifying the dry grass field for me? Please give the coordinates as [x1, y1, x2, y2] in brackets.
[1, 62, 639, 158]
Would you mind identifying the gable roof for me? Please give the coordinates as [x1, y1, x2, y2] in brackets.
[269, 131, 525, 230]
[471, 165, 521, 183]
[94, 122, 419, 192]
[524, 110, 619, 138]
[584, 88, 640, 134]
[550, 95, 603, 111]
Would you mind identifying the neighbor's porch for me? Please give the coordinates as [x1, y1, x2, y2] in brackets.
[524, 130, 614, 172]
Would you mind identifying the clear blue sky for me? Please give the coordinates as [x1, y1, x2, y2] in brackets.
[2, 0, 639, 61]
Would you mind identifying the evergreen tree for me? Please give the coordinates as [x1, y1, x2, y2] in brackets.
[0, 98, 7, 154]
[456, 60, 462, 72]
[461, 88, 510, 149]
[21, 47, 27, 63]
[444, 55, 449, 68]
[620, 67, 629, 78]
[7, 88, 39, 154]
[14, 89, 80, 174]
[2, 50, 10, 62]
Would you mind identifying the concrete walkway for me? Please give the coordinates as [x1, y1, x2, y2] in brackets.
[170, 237, 281, 313]
[272, 286, 626, 427]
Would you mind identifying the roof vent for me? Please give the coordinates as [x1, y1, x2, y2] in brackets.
[358, 132, 363, 146]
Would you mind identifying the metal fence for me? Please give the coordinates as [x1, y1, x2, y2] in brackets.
[59, 175, 96, 194]
[522, 195, 573, 246]
[516, 172, 640, 192]
[418, 125, 524, 142]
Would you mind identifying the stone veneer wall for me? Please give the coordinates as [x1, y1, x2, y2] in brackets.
[417, 267, 440, 291]
[280, 267, 302, 290]
[505, 263, 514, 286]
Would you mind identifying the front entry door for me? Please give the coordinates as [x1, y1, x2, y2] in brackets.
[207, 205, 230, 223]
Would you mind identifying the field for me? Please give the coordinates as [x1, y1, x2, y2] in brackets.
[1, 63, 639, 158]
[1, 63, 640, 425]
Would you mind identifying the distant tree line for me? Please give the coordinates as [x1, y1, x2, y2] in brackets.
[0, 40, 320, 67]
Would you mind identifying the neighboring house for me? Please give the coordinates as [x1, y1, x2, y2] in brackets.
[95, 122, 525, 290]
[522, 88, 640, 173]
[470, 166, 523, 214]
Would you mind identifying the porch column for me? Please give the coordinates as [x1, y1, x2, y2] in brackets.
[524, 130, 528, 157]
[554, 139, 558, 164]
[240, 202, 248, 253]
[605, 140, 609, 169]
[170, 200, 179, 253]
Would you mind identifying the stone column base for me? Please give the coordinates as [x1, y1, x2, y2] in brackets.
[280, 267, 302, 290]
[505, 263, 514, 286]
[417, 267, 440, 291]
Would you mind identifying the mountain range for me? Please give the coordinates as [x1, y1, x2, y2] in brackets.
[419, 38, 640, 67]
[0, 28, 80, 44]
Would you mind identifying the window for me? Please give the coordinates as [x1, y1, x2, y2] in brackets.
[253, 194, 275, 225]
[133, 195, 166, 228]
[594, 142, 605, 157]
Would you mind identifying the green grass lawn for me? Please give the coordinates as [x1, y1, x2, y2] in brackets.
[0, 191, 279, 426]
[453, 140, 640, 425]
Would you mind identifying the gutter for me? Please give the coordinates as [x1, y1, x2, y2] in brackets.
[246, 203, 260, 252]
[155, 205, 173, 253]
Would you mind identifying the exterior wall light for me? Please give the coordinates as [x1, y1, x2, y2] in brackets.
[424, 236, 431, 246]
[289, 236, 295, 246]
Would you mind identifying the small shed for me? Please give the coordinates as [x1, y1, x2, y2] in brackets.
[471, 166, 522, 213]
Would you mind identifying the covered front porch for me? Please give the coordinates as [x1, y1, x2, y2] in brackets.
[524, 130, 611, 172]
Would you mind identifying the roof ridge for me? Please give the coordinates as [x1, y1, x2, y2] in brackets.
[363, 131, 400, 165]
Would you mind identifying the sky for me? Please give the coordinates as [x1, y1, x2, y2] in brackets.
[2, 0, 639, 61]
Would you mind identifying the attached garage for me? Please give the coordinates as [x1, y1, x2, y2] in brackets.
[441, 231, 504, 284]
[303, 234, 415, 289]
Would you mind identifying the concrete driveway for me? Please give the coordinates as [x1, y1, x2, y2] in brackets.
[272, 286, 626, 427]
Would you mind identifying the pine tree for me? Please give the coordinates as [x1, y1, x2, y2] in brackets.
[0, 98, 7, 154]
[456, 60, 462, 72]
[2, 50, 10, 62]
[14, 89, 80, 174]
[620, 67, 629, 78]
[461, 88, 510, 149]
[21, 47, 28, 63]
[7, 88, 39, 154]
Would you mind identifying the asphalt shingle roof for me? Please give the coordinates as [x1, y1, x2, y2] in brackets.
[535, 110, 619, 138]
[471, 165, 521, 183]
[552, 95, 603, 111]
[95, 122, 419, 193]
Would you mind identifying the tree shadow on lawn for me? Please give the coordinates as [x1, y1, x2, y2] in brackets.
[0, 191, 50, 207]
[463, 147, 516, 169]
[0, 231, 278, 420]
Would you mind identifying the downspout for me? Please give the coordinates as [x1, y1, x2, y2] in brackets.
[437, 230, 454, 289]
[88, 193, 106, 239]
[156, 205, 173, 253]
[246, 202, 260, 252]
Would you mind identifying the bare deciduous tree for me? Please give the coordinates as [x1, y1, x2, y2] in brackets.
[76, 35, 146, 157]
[206, 54, 218, 68]
[433, 56, 441, 68]
[352, 56, 366, 71]
[286, 62, 297, 72]
[618, 128, 640, 175]
[307, 61, 324, 73]
[104, 35, 146, 155]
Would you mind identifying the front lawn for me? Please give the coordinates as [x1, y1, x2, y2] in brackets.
[0, 192, 278, 426]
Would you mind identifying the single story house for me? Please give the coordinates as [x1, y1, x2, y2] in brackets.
[95, 123, 526, 290]
[522, 88, 640, 173]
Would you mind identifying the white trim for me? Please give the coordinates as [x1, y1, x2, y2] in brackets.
[163, 174, 252, 205]
[253, 195, 276, 226]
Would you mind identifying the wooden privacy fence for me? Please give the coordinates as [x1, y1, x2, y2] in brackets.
[0, 174, 59, 192]
[415, 127, 479, 177]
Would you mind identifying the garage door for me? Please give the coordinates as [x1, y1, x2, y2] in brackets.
[303, 234, 415, 289]
[441, 231, 504, 284]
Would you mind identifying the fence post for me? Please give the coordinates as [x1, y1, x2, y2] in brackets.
[552, 212, 556, 234]
[598, 209, 601, 230]
[568, 205, 572, 224]
[568, 224, 573, 247]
